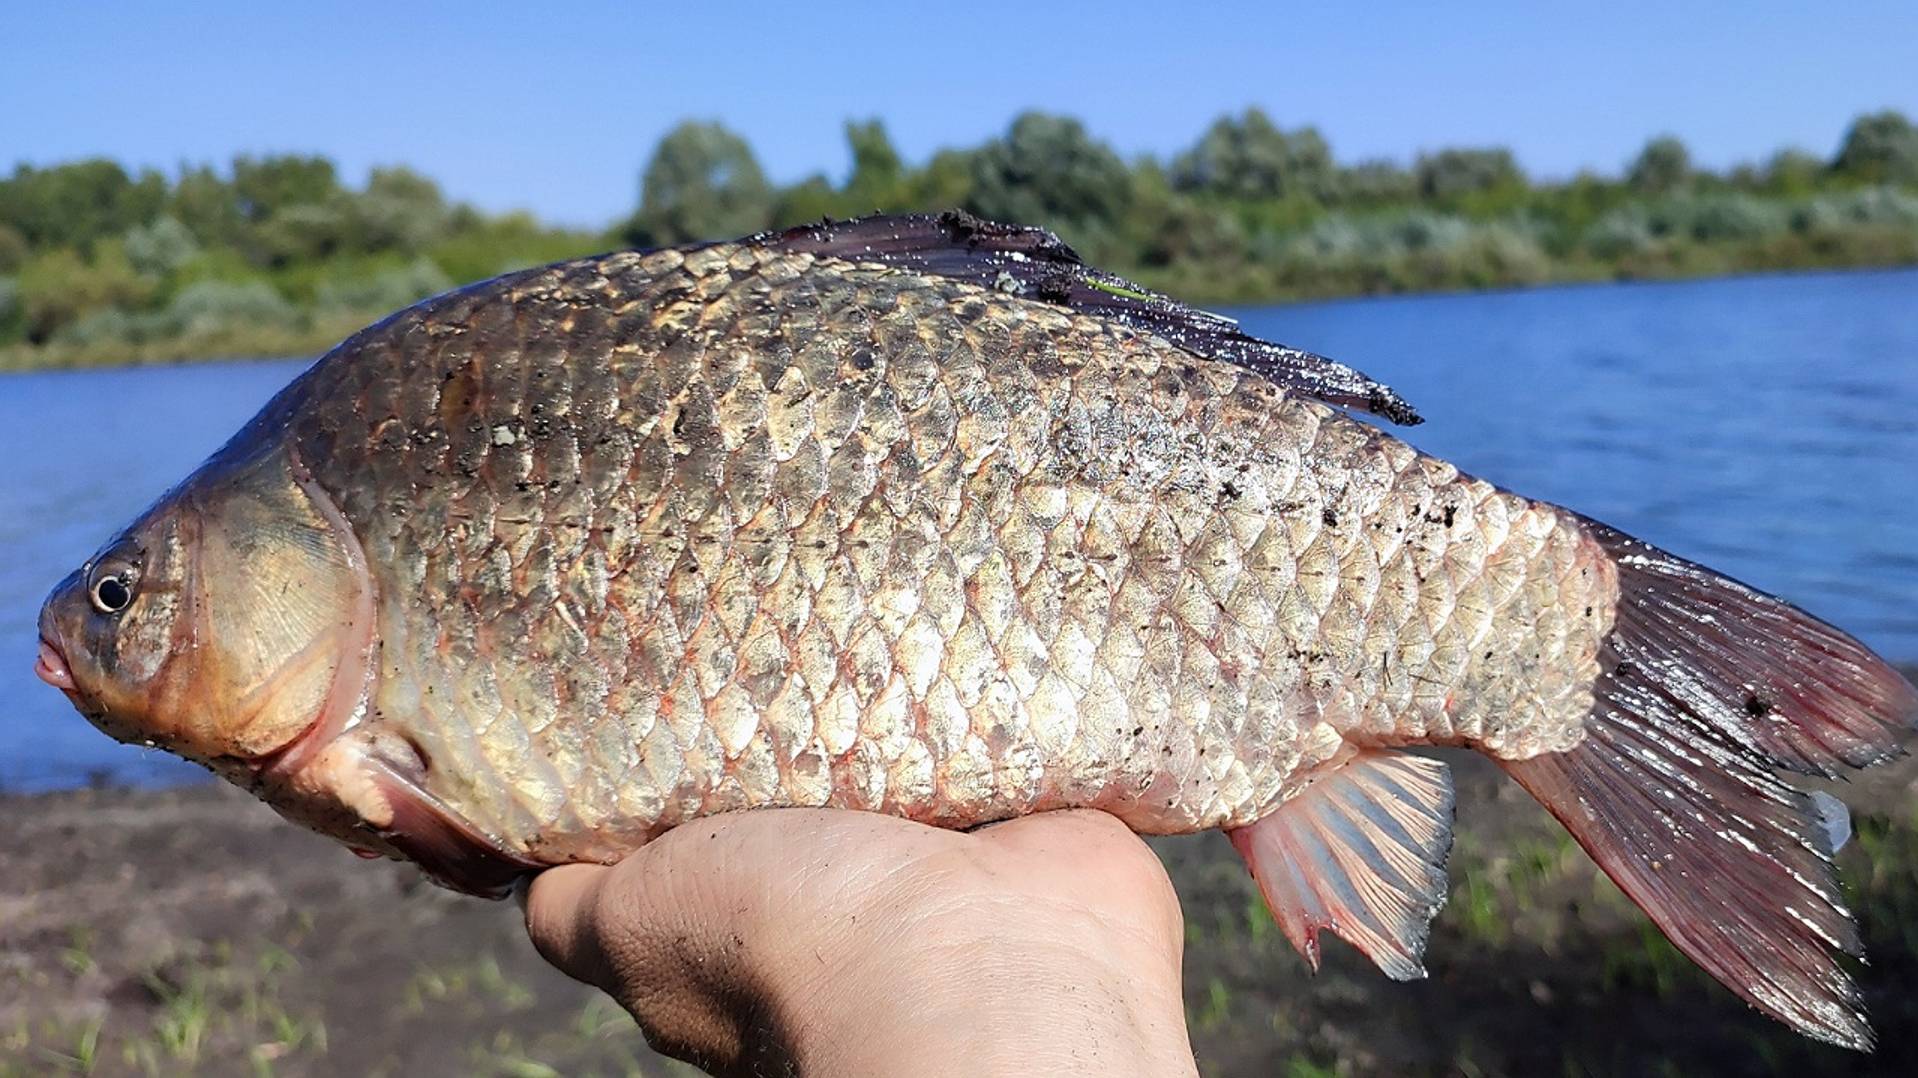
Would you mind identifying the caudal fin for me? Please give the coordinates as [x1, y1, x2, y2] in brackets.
[1502, 521, 1918, 1050]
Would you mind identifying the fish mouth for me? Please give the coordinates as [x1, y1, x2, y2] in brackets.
[35, 635, 77, 693]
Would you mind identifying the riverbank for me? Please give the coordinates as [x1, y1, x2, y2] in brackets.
[12, 109, 1918, 373]
[6, 670, 1918, 1076]
[0, 313, 370, 375]
[6, 236, 1918, 376]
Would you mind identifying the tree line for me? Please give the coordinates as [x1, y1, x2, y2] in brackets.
[4, 108, 1916, 369]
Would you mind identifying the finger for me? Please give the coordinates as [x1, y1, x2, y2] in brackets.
[522, 862, 619, 989]
[975, 810, 1185, 944]
[975, 807, 1137, 853]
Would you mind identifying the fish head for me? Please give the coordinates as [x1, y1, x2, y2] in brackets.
[37, 433, 375, 778]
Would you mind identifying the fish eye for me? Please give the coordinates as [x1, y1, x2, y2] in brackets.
[90, 571, 135, 614]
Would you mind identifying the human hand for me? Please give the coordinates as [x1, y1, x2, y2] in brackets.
[521, 808, 1199, 1077]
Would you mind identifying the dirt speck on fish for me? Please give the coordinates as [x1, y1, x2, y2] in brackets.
[35, 213, 1918, 1049]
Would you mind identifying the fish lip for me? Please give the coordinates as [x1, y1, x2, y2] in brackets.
[37, 571, 88, 699]
[35, 635, 77, 693]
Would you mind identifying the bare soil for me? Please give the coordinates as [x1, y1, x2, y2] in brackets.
[7, 684, 1918, 1076]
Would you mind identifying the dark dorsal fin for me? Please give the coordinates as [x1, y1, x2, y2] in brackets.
[758, 211, 1420, 425]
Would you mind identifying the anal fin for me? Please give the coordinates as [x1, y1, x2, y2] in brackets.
[1227, 749, 1455, 980]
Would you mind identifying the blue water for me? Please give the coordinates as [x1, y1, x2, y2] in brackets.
[1, 268, 1913, 790]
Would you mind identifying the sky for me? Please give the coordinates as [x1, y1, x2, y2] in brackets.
[4, 2, 1916, 228]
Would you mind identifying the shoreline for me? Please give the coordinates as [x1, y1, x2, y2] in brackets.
[5, 666, 1915, 1075]
[6, 258, 1917, 377]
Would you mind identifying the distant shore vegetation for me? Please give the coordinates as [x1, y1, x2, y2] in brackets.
[4, 108, 1917, 371]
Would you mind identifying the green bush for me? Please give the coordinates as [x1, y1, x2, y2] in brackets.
[163, 279, 298, 337]
[1584, 207, 1656, 258]
[1794, 186, 1918, 231]
[15, 245, 150, 343]
[1832, 110, 1918, 185]
[1415, 148, 1524, 201]
[232, 154, 340, 222]
[1283, 213, 1370, 260]
[1627, 136, 1692, 194]
[0, 223, 26, 273]
[1642, 193, 1789, 243]
[967, 112, 1133, 248]
[124, 216, 201, 277]
[253, 201, 354, 266]
[1762, 149, 1824, 196]
[1463, 222, 1551, 285]
[0, 275, 22, 343]
[1392, 211, 1474, 253]
[315, 258, 453, 312]
[56, 306, 147, 347]
[1335, 160, 1417, 205]
[1173, 109, 1338, 202]
[0, 159, 167, 249]
[624, 121, 774, 246]
[1685, 193, 1789, 241]
[353, 167, 450, 254]
[4, 107, 1918, 369]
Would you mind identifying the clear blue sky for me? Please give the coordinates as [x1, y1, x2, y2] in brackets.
[6, 2, 1915, 227]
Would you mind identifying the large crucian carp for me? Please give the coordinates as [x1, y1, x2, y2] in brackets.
[36, 212, 1917, 1048]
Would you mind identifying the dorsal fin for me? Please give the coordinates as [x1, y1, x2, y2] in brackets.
[757, 211, 1421, 426]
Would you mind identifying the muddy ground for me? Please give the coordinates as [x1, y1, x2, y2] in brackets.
[6, 702, 1918, 1076]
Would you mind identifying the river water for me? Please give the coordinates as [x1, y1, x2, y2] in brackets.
[2, 267, 1913, 789]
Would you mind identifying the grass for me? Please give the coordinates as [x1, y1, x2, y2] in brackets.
[0, 942, 328, 1078]
[7, 752, 1918, 1075]
[58, 928, 95, 977]
[1195, 977, 1235, 1032]
[403, 955, 536, 1016]
[1281, 1056, 1342, 1078]
[30, 1017, 100, 1075]
[1161, 748, 1918, 1076]
[0, 832, 1906, 1077]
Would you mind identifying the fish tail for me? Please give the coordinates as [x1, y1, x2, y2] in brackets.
[1500, 520, 1918, 1050]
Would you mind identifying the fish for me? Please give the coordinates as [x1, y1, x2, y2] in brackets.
[35, 211, 1917, 1048]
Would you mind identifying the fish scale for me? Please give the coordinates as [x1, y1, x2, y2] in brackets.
[43, 214, 1917, 1046]
[282, 241, 1610, 862]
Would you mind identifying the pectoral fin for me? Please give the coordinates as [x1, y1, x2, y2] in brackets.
[354, 732, 549, 899]
[1227, 749, 1455, 980]
[281, 727, 545, 900]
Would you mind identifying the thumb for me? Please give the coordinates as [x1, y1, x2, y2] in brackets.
[522, 862, 620, 991]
